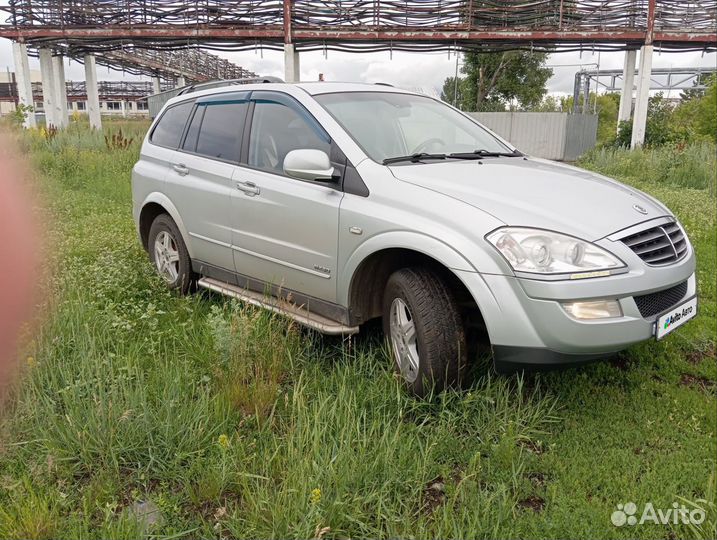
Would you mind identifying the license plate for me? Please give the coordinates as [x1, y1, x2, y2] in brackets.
[655, 296, 697, 340]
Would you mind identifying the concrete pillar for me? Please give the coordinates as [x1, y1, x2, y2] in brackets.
[631, 45, 653, 148]
[617, 49, 637, 132]
[120, 100, 127, 118]
[84, 54, 102, 130]
[152, 76, 161, 94]
[176, 76, 186, 88]
[38, 48, 56, 128]
[11, 41, 36, 128]
[284, 43, 300, 82]
[51, 55, 68, 128]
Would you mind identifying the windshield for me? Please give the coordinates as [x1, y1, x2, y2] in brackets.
[315, 91, 512, 163]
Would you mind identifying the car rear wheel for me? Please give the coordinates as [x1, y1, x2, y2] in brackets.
[382, 267, 467, 397]
[148, 214, 195, 294]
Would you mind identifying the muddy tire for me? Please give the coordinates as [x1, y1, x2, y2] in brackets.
[382, 267, 467, 397]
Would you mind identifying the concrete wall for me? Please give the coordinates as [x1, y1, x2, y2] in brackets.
[148, 87, 183, 118]
[563, 114, 600, 162]
[468, 112, 598, 161]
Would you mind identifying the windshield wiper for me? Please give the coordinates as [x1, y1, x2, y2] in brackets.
[449, 149, 523, 159]
[382, 153, 447, 165]
[383, 148, 522, 165]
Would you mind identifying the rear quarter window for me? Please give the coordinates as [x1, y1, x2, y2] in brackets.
[150, 100, 194, 148]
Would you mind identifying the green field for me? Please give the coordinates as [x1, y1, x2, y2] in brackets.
[0, 121, 715, 539]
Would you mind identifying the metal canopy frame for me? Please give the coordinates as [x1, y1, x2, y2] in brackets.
[1, 1, 715, 54]
[581, 66, 717, 93]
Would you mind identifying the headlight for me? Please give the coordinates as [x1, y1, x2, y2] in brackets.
[486, 227, 625, 277]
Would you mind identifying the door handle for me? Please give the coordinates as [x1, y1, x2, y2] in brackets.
[172, 163, 189, 176]
[236, 180, 260, 196]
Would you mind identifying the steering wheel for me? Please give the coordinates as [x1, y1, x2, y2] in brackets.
[411, 138, 444, 154]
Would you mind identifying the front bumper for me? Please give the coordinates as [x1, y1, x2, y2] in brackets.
[454, 243, 697, 371]
[491, 346, 615, 373]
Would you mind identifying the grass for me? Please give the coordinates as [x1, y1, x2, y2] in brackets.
[581, 143, 717, 195]
[0, 121, 714, 539]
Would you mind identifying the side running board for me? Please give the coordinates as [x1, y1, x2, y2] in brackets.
[197, 277, 359, 336]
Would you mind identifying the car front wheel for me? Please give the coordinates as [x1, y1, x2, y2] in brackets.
[382, 267, 467, 397]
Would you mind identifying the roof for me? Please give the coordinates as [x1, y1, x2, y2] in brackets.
[163, 81, 416, 105]
[296, 81, 414, 95]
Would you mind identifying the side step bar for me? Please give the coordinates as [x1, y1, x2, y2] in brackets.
[197, 277, 359, 336]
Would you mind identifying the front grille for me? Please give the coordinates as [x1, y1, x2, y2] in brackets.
[633, 280, 688, 318]
[620, 221, 688, 266]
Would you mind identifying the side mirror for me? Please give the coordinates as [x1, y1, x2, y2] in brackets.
[283, 149, 335, 182]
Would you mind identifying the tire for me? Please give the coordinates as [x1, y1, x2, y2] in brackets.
[147, 214, 195, 294]
[382, 267, 467, 397]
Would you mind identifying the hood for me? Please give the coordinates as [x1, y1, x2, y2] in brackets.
[389, 157, 671, 241]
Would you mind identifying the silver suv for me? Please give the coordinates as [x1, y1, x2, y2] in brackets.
[132, 82, 697, 396]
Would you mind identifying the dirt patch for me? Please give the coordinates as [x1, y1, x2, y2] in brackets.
[518, 495, 545, 513]
[680, 373, 716, 393]
[686, 345, 716, 365]
[518, 439, 544, 455]
[421, 476, 446, 515]
[527, 472, 548, 489]
[610, 354, 631, 371]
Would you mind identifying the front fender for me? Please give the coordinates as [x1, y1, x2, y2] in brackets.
[140, 192, 195, 259]
[337, 230, 477, 306]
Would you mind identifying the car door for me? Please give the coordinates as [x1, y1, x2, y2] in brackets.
[165, 91, 250, 273]
[135, 99, 194, 216]
[231, 91, 343, 303]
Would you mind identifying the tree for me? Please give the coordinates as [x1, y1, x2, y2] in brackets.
[531, 95, 562, 112]
[679, 72, 711, 102]
[614, 76, 716, 147]
[614, 93, 679, 147]
[440, 76, 470, 109]
[695, 74, 717, 142]
[441, 51, 553, 111]
[9, 103, 33, 127]
[595, 93, 620, 144]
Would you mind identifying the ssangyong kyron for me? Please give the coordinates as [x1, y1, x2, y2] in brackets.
[132, 81, 697, 396]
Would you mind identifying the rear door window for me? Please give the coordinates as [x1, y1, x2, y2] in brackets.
[194, 101, 248, 162]
[150, 100, 194, 148]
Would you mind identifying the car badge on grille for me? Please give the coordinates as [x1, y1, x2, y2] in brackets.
[633, 204, 648, 215]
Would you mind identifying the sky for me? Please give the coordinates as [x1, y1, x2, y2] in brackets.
[1, 37, 715, 99]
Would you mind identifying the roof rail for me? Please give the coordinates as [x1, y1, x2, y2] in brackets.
[374, 82, 394, 87]
[177, 76, 284, 95]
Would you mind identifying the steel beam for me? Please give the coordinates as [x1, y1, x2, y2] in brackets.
[572, 72, 581, 114]
[582, 76, 590, 114]
[0, 27, 714, 46]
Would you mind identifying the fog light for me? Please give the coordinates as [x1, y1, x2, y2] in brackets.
[562, 300, 622, 320]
